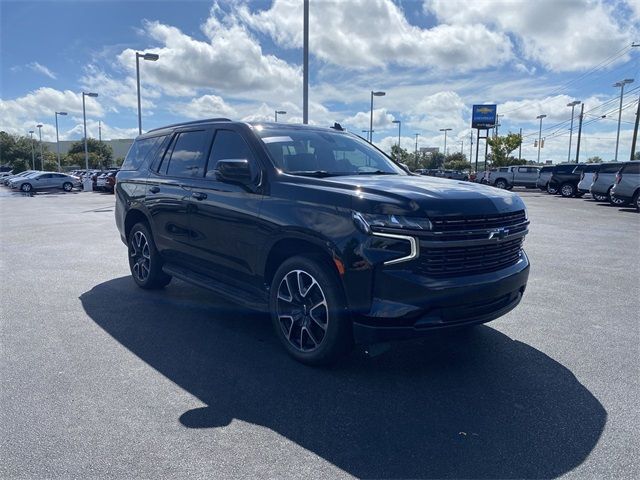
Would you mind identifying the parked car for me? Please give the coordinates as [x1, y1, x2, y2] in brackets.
[548, 163, 587, 197]
[489, 166, 540, 189]
[3, 170, 39, 186]
[536, 166, 555, 191]
[590, 162, 626, 203]
[103, 170, 119, 193]
[610, 161, 640, 210]
[473, 170, 489, 184]
[437, 169, 468, 181]
[577, 164, 601, 196]
[9, 172, 80, 192]
[0, 170, 14, 179]
[115, 119, 530, 365]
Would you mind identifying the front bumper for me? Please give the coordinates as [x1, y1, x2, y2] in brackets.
[352, 252, 530, 344]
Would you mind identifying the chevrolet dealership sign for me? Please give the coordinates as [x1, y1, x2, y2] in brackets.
[472, 104, 497, 129]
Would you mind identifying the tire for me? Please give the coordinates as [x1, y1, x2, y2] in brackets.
[547, 183, 558, 195]
[20, 183, 32, 192]
[270, 255, 353, 365]
[495, 179, 508, 189]
[592, 193, 607, 202]
[127, 222, 172, 289]
[62, 182, 73, 192]
[560, 183, 575, 197]
[634, 191, 640, 212]
[609, 196, 627, 206]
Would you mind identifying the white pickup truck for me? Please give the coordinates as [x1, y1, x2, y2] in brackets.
[488, 166, 541, 189]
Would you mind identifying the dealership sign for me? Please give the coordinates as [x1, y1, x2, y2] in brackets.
[472, 104, 497, 129]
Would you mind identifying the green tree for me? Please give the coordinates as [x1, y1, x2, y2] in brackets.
[0, 131, 45, 171]
[632, 151, 639, 160]
[587, 156, 602, 163]
[443, 152, 471, 171]
[67, 138, 113, 169]
[487, 133, 523, 167]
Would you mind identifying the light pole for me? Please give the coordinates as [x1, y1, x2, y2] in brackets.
[439, 128, 452, 156]
[274, 110, 286, 122]
[566, 100, 580, 163]
[55, 111, 67, 172]
[82, 92, 98, 190]
[414, 133, 419, 157]
[613, 79, 634, 161]
[392, 119, 401, 149]
[135, 52, 159, 135]
[536, 114, 547, 163]
[36, 124, 44, 170]
[369, 90, 385, 142]
[28, 130, 35, 170]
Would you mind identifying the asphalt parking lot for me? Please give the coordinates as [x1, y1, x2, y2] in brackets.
[1, 188, 638, 479]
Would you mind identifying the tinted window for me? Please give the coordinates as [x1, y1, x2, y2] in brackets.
[572, 165, 586, 173]
[599, 163, 624, 173]
[556, 164, 575, 173]
[122, 135, 167, 171]
[206, 130, 254, 178]
[621, 162, 640, 174]
[540, 166, 553, 172]
[583, 164, 600, 173]
[166, 130, 209, 178]
[499, 167, 509, 172]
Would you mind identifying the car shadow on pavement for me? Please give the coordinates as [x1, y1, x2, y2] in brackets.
[81, 276, 606, 479]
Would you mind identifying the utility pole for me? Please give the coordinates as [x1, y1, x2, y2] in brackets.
[460, 140, 464, 155]
[575, 103, 585, 164]
[302, 0, 309, 124]
[494, 114, 503, 138]
[536, 114, 546, 163]
[469, 130, 473, 163]
[518, 127, 522, 162]
[567, 100, 581, 162]
[630, 94, 639, 160]
[613, 79, 634, 161]
[414, 133, 419, 157]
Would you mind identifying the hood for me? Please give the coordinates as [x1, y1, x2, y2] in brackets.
[308, 174, 525, 217]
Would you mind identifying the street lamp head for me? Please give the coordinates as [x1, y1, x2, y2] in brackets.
[372, 91, 386, 97]
[36, 124, 43, 128]
[83, 92, 98, 98]
[614, 79, 634, 87]
[276, 110, 287, 115]
[143, 53, 160, 61]
[57, 111, 68, 116]
[567, 101, 581, 107]
[29, 130, 34, 134]
[392, 120, 400, 124]
[439, 128, 452, 132]
[536, 114, 547, 119]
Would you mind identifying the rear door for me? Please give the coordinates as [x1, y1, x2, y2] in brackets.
[145, 127, 213, 265]
[185, 127, 265, 289]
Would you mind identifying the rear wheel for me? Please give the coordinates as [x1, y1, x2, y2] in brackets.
[592, 192, 608, 202]
[495, 179, 508, 189]
[560, 183, 575, 197]
[270, 255, 353, 365]
[128, 222, 171, 289]
[634, 191, 640, 212]
[62, 182, 73, 192]
[547, 183, 558, 194]
[20, 183, 32, 192]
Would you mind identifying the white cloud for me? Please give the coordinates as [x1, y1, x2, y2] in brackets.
[170, 94, 237, 119]
[112, 5, 300, 99]
[80, 64, 158, 111]
[424, 0, 634, 72]
[342, 108, 396, 131]
[27, 62, 57, 79]
[239, 0, 513, 71]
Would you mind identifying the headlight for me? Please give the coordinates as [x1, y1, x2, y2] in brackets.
[353, 211, 432, 233]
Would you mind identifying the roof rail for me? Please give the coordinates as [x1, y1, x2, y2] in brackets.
[146, 118, 232, 133]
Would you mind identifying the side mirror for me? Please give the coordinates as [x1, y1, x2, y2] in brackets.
[215, 159, 252, 184]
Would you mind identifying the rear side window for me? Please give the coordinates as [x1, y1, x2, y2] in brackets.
[584, 164, 600, 173]
[206, 130, 254, 178]
[621, 162, 640, 174]
[599, 163, 624, 173]
[572, 165, 586, 173]
[540, 166, 553, 172]
[122, 136, 167, 171]
[556, 164, 575, 173]
[165, 130, 210, 178]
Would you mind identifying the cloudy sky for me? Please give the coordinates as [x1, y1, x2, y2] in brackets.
[1, 0, 639, 163]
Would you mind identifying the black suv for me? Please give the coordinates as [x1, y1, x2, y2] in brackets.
[547, 163, 587, 197]
[115, 119, 530, 364]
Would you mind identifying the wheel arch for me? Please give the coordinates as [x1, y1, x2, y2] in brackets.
[124, 208, 152, 240]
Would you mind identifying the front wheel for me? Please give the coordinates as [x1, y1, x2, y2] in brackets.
[62, 182, 73, 192]
[609, 195, 627, 206]
[20, 183, 32, 192]
[495, 179, 507, 189]
[592, 193, 608, 202]
[270, 255, 353, 365]
[128, 222, 172, 289]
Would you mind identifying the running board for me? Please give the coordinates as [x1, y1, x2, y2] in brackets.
[162, 263, 268, 311]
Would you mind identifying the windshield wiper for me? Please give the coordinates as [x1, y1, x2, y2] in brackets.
[288, 170, 341, 177]
[356, 170, 397, 175]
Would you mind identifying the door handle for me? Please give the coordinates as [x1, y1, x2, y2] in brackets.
[149, 186, 160, 193]
[191, 191, 207, 201]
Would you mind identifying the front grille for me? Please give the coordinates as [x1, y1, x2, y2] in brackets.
[430, 210, 526, 232]
[416, 237, 524, 278]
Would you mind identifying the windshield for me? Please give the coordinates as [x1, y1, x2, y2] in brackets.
[256, 127, 405, 176]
